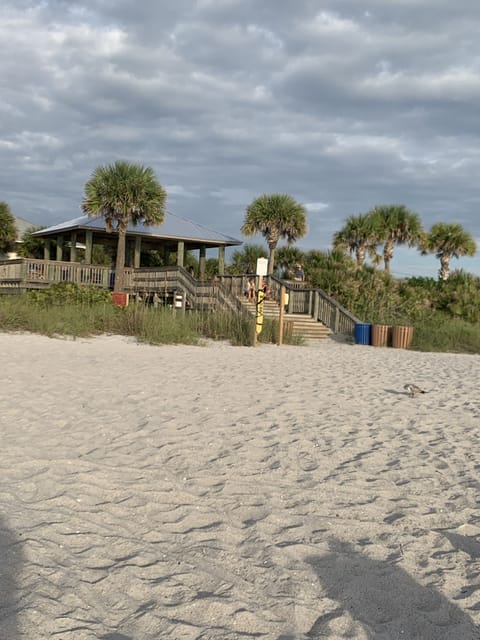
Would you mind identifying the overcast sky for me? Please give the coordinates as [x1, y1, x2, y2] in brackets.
[2, 0, 480, 277]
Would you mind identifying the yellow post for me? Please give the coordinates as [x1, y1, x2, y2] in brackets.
[253, 275, 264, 347]
[278, 285, 286, 346]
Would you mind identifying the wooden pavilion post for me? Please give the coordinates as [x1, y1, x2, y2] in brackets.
[199, 245, 206, 280]
[56, 235, 64, 261]
[218, 246, 225, 275]
[84, 230, 93, 264]
[176, 240, 184, 267]
[70, 231, 77, 262]
[134, 236, 141, 268]
[43, 239, 51, 260]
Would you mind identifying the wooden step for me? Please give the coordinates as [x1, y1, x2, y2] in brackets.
[240, 299, 330, 341]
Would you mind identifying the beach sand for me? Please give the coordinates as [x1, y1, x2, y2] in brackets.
[0, 332, 479, 639]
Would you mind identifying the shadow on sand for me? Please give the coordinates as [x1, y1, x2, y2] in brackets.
[0, 514, 23, 639]
[301, 538, 477, 639]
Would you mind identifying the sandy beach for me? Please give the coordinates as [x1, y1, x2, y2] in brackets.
[0, 332, 479, 639]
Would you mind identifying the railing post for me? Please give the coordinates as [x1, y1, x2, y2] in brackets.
[313, 291, 319, 320]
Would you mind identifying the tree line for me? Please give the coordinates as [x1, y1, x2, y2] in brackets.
[1, 160, 477, 286]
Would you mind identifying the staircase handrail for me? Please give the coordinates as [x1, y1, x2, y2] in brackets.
[269, 275, 360, 335]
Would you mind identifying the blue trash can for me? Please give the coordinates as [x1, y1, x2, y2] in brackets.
[354, 323, 372, 345]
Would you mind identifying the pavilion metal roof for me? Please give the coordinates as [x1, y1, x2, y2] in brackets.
[33, 212, 242, 247]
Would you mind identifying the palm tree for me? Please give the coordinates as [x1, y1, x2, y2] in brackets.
[369, 205, 424, 274]
[82, 160, 167, 292]
[229, 243, 268, 275]
[420, 222, 477, 281]
[0, 201, 18, 253]
[333, 213, 380, 267]
[18, 225, 46, 258]
[275, 246, 305, 279]
[241, 193, 307, 275]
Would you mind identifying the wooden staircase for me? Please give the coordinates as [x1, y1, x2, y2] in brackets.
[240, 298, 331, 342]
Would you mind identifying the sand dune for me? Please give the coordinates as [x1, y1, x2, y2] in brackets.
[0, 333, 479, 639]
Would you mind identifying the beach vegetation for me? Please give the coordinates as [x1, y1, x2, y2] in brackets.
[18, 225, 49, 258]
[228, 244, 268, 275]
[0, 202, 18, 253]
[241, 193, 307, 275]
[0, 283, 303, 347]
[82, 160, 167, 293]
[275, 246, 306, 279]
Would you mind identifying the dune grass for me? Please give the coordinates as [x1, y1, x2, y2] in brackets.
[0, 291, 301, 347]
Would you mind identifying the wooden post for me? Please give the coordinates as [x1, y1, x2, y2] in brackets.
[56, 235, 64, 261]
[134, 236, 141, 268]
[218, 245, 225, 275]
[70, 231, 77, 262]
[199, 245, 206, 280]
[313, 290, 319, 321]
[177, 241, 184, 267]
[278, 285, 286, 346]
[85, 230, 93, 264]
[43, 239, 51, 261]
[253, 275, 264, 347]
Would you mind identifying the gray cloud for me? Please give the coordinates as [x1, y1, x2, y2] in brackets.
[1, 0, 479, 276]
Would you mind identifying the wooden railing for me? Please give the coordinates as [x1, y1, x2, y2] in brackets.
[129, 266, 216, 309]
[0, 260, 360, 334]
[270, 276, 359, 335]
[0, 259, 113, 290]
[217, 274, 360, 336]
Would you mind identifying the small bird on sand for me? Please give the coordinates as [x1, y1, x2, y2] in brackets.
[404, 383, 427, 397]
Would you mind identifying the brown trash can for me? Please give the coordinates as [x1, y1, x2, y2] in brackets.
[371, 324, 391, 347]
[391, 325, 414, 349]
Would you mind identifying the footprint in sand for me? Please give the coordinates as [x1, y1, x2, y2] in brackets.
[298, 451, 318, 472]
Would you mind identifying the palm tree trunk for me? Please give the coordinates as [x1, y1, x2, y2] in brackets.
[439, 255, 450, 281]
[268, 245, 276, 275]
[383, 240, 394, 273]
[114, 227, 127, 292]
[356, 245, 366, 267]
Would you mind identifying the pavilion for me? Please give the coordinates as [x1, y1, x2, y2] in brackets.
[33, 212, 242, 277]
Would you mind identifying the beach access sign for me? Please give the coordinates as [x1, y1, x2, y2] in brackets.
[256, 258, 268, 276]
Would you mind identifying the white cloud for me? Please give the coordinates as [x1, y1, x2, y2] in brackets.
[305, 202, 329, 212]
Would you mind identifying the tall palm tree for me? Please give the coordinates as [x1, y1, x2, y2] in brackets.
[82, 160, 167, 292]
[420, 222, 477, 281]
[241, 193, 307, 275]
[369, 205, 424, 274]
[332, 213, 380, 267]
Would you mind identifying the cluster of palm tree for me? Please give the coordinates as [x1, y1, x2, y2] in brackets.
[332, 205, 476, 280]
[12, 158, 474, 290]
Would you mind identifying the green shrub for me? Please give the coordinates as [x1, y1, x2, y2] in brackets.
[27, 282, 111, 307]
